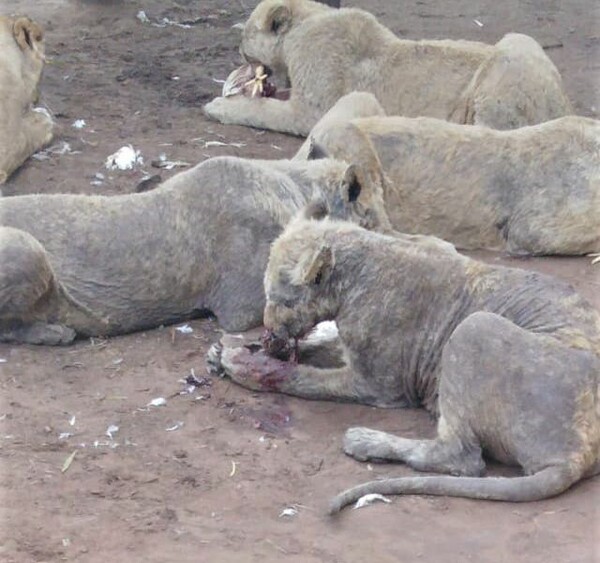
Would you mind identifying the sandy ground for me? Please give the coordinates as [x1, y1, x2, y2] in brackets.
[1, 0, 599, 561]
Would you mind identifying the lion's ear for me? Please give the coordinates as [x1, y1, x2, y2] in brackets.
[342, 165, 362, 203]
[13, 17, 44, 56]
[267, 4, 292, 34]
[307, 138, 330, 161]
[301, 245, 334, 286]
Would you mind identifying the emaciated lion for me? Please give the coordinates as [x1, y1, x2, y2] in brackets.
[204, 0, 571, 135]
[212, 211, 600, 510]
[296, 92, 600, 255]
[0, 155, 384, 344]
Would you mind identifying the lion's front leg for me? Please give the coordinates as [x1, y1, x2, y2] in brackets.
[209, 336, 373, 403]
[203, 96, 319, 136]
[0, 109, 54, 182]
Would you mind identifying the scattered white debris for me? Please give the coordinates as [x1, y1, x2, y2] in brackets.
[90, 172, 105, 187]
[279, 506, 299, 518]
[136, 10, 192, 29]
[231, 22, 245, 30]
[105, 145, 143, 171]
[147, 397, 167, 407]
[203, 140, 246, 149]
[106, 424, 119, 439]
[177, 384, 196, 395]
[171, 76, 180, 81]
[270, 144, 282, 151]
[59, 432, 73, 440]
[589, 253, 600, 265]
[61, 451, 77, 473]
[62, 538, 71, 548]
[93, 440, 119, 448]
[473, 19, 484, 27]
[353, 494, 391, 509]
[259, 435, 266, 443]
[175, 324, 194, 334]
[32, 142, 78, 161]
[136, 10, 151, 24]
[158, 17, 192, 29]
[165, 421, 184, 432]
[367, 464, 373, 471]
[72, 119, 86, 129]
[152, 154, 190, 170]
[33, 106, 53, 120]
[69, 415, 76, 427]
[211, 78, 226, 84]
[0, 358, 6, 363]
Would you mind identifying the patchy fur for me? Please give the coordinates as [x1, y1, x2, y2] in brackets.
[214, 216, 600, 507]
[0, 15, 53, 184]
[0, 156, 385, 344]
[204, 0, 571, 135]
[297, 92, 600, 255]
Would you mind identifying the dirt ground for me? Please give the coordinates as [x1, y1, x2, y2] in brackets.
[1, 0, 599, 561]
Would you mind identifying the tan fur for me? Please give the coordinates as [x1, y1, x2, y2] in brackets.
[297, 92, 600, 255]
[0, 15, 53, 184]
[204, 0, 571, 135]
[0, 156, 387, 344]
[213, 216, 600, 507]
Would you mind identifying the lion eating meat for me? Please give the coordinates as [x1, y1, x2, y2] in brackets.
[295, 92, 600, 256]
[0, 15, 53, 184]
[0, 155, 385, 344]
[204, 0, 571, 135]
[211, 211, 600, 509]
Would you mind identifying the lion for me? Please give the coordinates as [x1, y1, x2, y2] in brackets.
[211, 211, 600, 509]
[295, 92, 600, 256]
[203, 0, 572, 135]
[0, 155, 385, 345]
[0, 15, 53, 184]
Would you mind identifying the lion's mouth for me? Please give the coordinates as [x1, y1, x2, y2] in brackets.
[261, 329, 300, 362]
[222, 63, 290, 100]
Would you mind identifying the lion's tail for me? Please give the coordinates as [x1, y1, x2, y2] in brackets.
[329, 465, 580, 514]
[56, 282, 109, 326]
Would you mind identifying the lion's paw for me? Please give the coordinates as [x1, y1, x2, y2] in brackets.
[203, 96, 231, 122]
[343, 427, 390, 462]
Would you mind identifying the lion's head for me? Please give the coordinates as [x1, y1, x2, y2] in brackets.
[2, 15, 46, 105]
[239, 0, 331, 74]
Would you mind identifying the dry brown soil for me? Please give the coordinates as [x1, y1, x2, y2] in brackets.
[1, 1, 599, 561]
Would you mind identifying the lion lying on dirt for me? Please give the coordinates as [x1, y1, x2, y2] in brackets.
[296, 92, 600, 255]
[0, 15, 53, 184]
[211, 212, 600, 508]
[204, 0, 571, 135]
[0, 156, 383, 344]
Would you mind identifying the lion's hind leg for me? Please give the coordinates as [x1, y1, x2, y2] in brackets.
[349, 311, 599, 478]
[331, 311, 597, 511]
[0, 226, 75, 345]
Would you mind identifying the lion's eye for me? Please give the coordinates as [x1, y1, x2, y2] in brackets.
[314, 272, 322, 285]
[271, 19, 282, 33]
